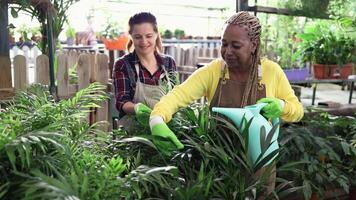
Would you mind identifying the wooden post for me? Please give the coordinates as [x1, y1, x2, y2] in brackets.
[0, 56, 12, 89]
[13, 55, 27, 90]
[108, 50, 114, 78]
[198, 47, 204, 57]
[89, 53, 97, 83]
[175, 46, 181, 66]
[67, 51, 79, 96]
[95, 53, 109, 131]
[57, 53, 69, 98]
[213, 48, 219, 58]
[77, 53, 90, 90]
[36, 55, 50, 85]
[67, 50, 78, 69]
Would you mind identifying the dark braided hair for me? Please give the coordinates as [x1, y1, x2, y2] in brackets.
[126, 12, 163, 52]
[225, 11, 262, 107]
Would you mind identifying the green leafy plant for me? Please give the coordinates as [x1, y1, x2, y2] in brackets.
[162, 29, 173, 39]
[114, 103, 300, 199]
[100, 16, 124, 39]
[279, 112, 355, 199]
[174, 29, 185, 39]
[65, 25, 76, 39]
[0, 82, 189, 199]
[9, 0, 80, 54]
[295, 21, 355, 67]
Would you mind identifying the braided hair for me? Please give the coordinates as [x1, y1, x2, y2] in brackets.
[225, 11, 262, 107]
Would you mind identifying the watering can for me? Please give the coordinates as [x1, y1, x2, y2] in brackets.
[212, 103, 280, 165]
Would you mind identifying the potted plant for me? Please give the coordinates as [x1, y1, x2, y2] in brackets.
[29, 26, 40, 43]
[279, 112, 355, 200]
[65, 25, 76, 46]
[296, 24, 355, 79]
[162, 29, 173, 39]
[174, 29, 185, 39]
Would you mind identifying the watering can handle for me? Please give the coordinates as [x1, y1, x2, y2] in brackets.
[253, 103, 280, 124]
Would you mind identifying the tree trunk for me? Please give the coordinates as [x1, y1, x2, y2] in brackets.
[0, 0, 9, 57]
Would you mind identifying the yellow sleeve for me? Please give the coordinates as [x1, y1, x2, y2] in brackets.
[272, 62, 304, 122]
[151, 59, 221, 122]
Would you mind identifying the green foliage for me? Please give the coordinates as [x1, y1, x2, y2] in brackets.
[174, 29, 185, 39]
[0, 82, 186, 199]
[295, 21, 356, 65]
[283, 0, 330, 19]
[65, 26, 76, 38]
[9, 0, 80, 53]
[279, 112, 356, 199]
[114, 103, 297, 199]
[159, 70, 180, 95]
[100, 16, 124, 39]
[1, 82, 354, 199]
[0, 83, 110, 199]
[162, 29, 173, 39]
[15, 24, 31, 41]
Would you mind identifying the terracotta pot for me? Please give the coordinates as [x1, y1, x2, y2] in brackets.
[313, 63, 353, 79]
[103, 35, 129, 51]
[350, 187, 356, 200]
[310, 192, 318, 200]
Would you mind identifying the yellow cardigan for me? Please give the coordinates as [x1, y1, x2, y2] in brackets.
[151, 58, 304, 122]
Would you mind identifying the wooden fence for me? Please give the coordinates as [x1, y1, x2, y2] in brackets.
[1, 45, 221, 128]
[1, 51, 111, 130]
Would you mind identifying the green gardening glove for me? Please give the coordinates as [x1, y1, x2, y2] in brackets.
[150, 116, 184, 154]
[134, 103, 152, 126]
[256, 97, 284, 119]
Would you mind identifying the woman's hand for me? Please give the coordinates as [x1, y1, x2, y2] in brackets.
[149, 116, 184, 155]
[257, 97, 284, 119]
[134, 103, 152, 126]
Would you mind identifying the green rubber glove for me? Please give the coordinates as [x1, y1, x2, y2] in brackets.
[134, 103, 152, 126]
[150, 116, 184, 154]
[256, 97, 284, 119]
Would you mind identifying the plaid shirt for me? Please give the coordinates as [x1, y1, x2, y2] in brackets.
[112, 51, 176, 117]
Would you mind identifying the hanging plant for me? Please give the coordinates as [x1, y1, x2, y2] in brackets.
[283, 0, 330, 18]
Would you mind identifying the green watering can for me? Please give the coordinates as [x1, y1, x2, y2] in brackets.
[212, 103, 279, 165]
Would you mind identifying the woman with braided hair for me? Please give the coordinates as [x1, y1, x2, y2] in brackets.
[148, 11, 303, 183]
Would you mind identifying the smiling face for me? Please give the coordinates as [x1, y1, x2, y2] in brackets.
[130, 22, 158, 56]
[220, 24, 256, 70]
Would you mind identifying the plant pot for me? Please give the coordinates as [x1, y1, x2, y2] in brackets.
[284, 68, 309, 81]
[310, 192, 318, 200]
[350, 187, 356, 200]
[66, 37, 75, 46]
[103, 35, 129, 51]
[313, 63, 353, 79]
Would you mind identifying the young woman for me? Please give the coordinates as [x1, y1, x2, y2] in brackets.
[112, 12, 177, 128]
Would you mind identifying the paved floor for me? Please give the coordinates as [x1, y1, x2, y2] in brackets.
[299, 83, 356, 106]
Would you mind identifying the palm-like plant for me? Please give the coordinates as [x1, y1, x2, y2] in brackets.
[0, 83, 109, 199]
[115, 103, 299, 199]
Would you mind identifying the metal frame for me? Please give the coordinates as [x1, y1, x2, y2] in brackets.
[290, 79, 356, 105]
[236, 0, 329, 19]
